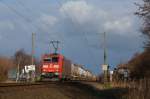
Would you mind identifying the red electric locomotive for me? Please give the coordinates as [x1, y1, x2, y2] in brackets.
[41, 53, 72, 80]
[40, 41, 97, 81]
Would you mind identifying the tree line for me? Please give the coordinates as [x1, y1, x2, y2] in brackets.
[0, 49, 38, 81]
[129, 0, 150, 79]
[117, 0, 150, 80]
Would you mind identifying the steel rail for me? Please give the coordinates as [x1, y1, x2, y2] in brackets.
[0, 82, 57, 88]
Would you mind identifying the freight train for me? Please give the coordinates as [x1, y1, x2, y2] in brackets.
[40, 53, 96, 81]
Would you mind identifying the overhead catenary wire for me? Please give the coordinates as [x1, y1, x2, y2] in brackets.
[55, 0, 99, 71]
[14, 0, 60, 48]
[14, 0, 65, 54]
[0, 1, 35, 42]
[0, 0, 100, 72]
[0, 0, 58, 51]
[0, 1, 51, 59]
[0, 0, 39, 39]
[0, 0, 52, 36]
[0, 0, 94, 52]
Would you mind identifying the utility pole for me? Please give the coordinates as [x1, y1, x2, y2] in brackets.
[16, 57, 21, 82]
[29, 33, 36, 82]
[31, 33, 35, 65]
[50, 40, 60, 54]
[102, 32, 109, 83]
[104, 32, 107, 65]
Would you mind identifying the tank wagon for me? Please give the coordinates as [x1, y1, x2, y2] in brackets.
[41, 53, 96, 81]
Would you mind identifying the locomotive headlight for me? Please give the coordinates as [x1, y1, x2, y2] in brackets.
[55, 72, 59, 75]
[54, 65, 59, 68]
[42, 73, 46, 75]
[43, 65, 48, 68]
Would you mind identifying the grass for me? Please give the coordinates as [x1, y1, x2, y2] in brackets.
[103, 82, 112, 89]
[111, 78, 150, 99]
[125, 79, 150, 99]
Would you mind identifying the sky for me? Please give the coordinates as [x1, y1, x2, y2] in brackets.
[0, 0, 144, 74]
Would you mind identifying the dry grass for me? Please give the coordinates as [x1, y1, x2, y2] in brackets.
[112, 79, 150, 99]
[111, 81, 129, 88]
[0, 56, 14, 81]
[126, 79, 150, 99]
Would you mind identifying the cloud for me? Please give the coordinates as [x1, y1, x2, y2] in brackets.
[59, 0, 137, 36]
[57, 0, 143, 70]
[60, 1, 108, 25]
[104, 17, 132, 33]
[60, 1, 92, 24]
[36, 14, 58, 31]
[0, 21, 15, 31]
[40, 14, 58, 26]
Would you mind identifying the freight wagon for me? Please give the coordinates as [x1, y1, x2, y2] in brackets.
[40, 53, 96, 81]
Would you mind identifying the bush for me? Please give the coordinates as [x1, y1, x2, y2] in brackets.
[0, 56, 13, 81]
[128, 51, 150, 79]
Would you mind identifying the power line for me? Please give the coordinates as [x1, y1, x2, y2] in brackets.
[15, 0, 60, 44]
[14, 0, 65, 54]
[0, 0, 54, 57]
[55, 0, 98, 70]
[0, 0, 57, 45]
[0, 0, 100, 71]
[32, 33, 35, 65]
[0, 1, 31, 22]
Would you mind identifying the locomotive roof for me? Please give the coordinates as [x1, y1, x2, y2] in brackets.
[42, 53, 63, 57]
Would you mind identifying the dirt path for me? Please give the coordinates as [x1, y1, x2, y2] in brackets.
[0, 82, 127, 99]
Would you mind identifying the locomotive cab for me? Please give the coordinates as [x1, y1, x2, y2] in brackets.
[41, 54, 63, 80]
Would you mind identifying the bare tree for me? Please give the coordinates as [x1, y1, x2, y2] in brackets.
[136, 0, 150, 50]
[126, 0, 150, 79]
[13, 49, 32, 71]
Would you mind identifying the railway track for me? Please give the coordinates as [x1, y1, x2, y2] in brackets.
[0, 81, 103, 99]
[0, 80, 98, 88]
[0, 81, 58, 88]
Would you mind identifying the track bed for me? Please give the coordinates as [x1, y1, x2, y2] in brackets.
[0, 81, 102, 99]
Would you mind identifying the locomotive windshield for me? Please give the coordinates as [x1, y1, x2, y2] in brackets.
[43, 58, 51, 62]
[52, 57, 58, 63]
